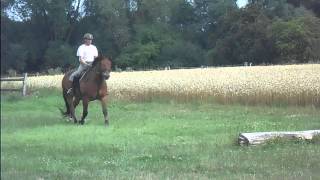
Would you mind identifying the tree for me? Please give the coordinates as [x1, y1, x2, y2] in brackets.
[43, 41, 76, 69]
[271, 18, 308, 62]
[81, 0, 131, 58]
[206, 4, 276, 65]
[157, 40, 204, 67]
[116, 23, 172, 68]
[287, 0, 320, 17]
[302, 15, 320, 61]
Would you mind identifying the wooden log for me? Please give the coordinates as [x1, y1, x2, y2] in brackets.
[238, 130, 320, 145]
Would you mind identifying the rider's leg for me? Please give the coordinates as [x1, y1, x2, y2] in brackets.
[69, 64, 86, 82]
[67, 65, 86, 94]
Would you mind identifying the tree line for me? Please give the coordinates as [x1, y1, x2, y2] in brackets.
[1, 0, 320, 74]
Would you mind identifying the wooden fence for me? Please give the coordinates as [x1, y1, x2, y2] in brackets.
[0, 73, 28, 96]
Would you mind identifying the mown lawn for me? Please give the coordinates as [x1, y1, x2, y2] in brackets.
[1, 90, 320, 179]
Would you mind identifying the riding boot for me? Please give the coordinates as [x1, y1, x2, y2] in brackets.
[67, 79, 75, 94]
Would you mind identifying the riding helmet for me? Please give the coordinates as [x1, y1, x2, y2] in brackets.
[83, 33, 93, 40]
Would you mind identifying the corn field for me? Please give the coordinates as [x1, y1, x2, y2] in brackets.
[2, 64, 320, 106]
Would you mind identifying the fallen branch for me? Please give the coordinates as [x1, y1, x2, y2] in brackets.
[238, 130, 320, 145]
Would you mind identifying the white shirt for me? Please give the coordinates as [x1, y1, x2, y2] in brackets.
[76, 44, 98, 63]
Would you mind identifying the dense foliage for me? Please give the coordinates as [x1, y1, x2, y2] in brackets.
[1, 0, 320, 74]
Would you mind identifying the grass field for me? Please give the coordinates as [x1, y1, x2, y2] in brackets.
[1, 90, 320, 179]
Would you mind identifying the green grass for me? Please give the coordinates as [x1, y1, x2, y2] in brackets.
[1, 90, 320, 179]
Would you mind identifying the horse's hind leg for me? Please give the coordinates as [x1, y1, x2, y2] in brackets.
[62, 92, 70, 116]
[100, 96, 109, 127]
[80, 97, 89, 125]
[67, 96, 77, 123]
[73, 97, 80, 109]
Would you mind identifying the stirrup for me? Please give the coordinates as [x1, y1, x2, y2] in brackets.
[66, 88, 73, 94]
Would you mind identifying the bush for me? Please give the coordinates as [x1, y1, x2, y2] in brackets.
[47, 67, 62, 75]
[7, 69, 17, 77]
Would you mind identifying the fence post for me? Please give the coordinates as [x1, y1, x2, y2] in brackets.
[22, 73, 27, 96]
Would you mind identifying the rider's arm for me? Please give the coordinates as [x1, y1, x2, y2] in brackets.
[79, 57, 88, 65]
[94, 46, 98, 58]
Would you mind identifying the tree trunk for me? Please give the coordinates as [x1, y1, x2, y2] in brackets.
[238, 130, 320, 145]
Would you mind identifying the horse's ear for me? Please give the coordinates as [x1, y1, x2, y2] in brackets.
[98, 53, 104, 59]
[94, 54, 103, 62]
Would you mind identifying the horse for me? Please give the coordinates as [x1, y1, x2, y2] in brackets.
[61, 55, 112, 126]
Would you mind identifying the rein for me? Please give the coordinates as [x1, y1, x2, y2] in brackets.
[79, 64, 98, 82]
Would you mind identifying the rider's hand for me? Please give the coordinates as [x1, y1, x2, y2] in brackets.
[80, 60, 91, 67]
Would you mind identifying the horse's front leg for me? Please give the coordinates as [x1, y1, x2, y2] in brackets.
[100, 96, 109, 127]
[80, 97, 89, 125]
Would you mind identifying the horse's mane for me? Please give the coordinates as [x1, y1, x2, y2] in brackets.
[92, 55, 112, 67]
[92, 55, 104, 67]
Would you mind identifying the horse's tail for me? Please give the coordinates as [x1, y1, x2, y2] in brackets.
[59, 108, 68, 117]
[59, 107, 69, 117]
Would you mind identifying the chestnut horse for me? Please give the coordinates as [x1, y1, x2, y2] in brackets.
[61, 56, 112, 126]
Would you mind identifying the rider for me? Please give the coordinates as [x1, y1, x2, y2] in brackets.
[67, 33, 98, 93]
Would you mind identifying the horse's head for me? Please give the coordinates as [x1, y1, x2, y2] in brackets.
[92, 55, 112, 80]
